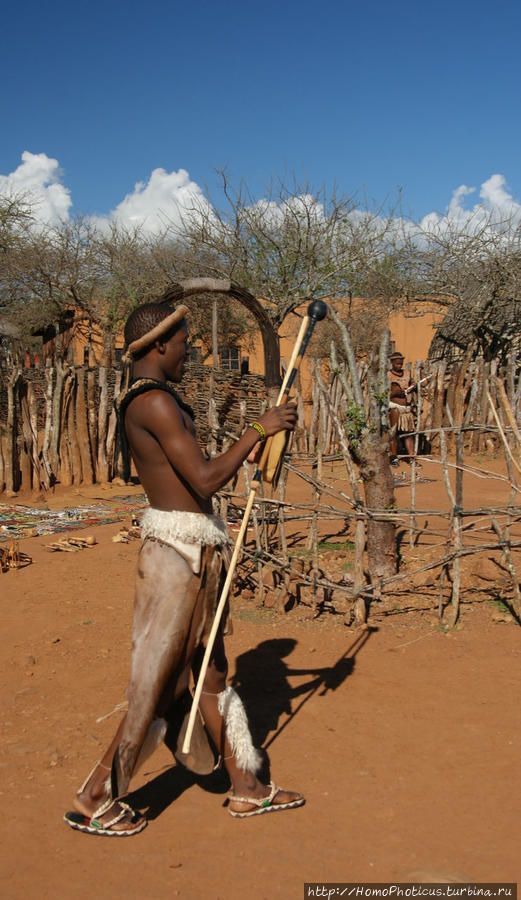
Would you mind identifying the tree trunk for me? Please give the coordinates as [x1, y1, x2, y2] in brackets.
[329, 310, 397, 583]
[359, 433, 397, 580]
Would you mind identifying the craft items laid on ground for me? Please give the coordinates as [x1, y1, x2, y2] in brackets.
[0, 537, 32, 572]
[112, 524, 141, 543]
[45, 536, 97, 553]
[0, 495, 147, 542]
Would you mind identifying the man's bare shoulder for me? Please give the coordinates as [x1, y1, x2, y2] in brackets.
[126, 388, 185, 428]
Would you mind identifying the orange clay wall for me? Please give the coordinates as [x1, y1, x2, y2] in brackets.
[234, 300, 445, 406]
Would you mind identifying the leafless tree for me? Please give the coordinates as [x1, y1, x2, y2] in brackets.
[172, 172, 411, 383]
[401, 209, 521, 366]
[328, 307, 397, 580]
[0, 215, 255, 361]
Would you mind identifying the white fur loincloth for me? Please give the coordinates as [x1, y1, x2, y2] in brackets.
[140, 508, 229, 575]
[140, 508, 229, 546]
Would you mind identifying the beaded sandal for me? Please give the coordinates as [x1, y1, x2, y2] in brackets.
[63, 797, 147, 837]
[63, 761, 147, 836]
[228, 781, 305, 818]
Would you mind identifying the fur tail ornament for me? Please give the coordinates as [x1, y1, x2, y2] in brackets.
[217, 687, 262, 774]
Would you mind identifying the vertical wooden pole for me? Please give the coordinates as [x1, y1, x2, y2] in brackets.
[97, 365, 109, 482]
[59, 374, 73, 487]
[440, 428, 463, 629]
[308, 360, 320, 455]
[49, 360, 66, 476]
[470, 358, 484, 454]
[87, 368, 98, 480]
[0, 415, 5, 492]
[106, 369, 123, 481]
[76, 365, 94, 485]
[42, 361, 54, 485]
[277, 462, 291, 610]
[6, 369, 21, 493]
[212, 299, 219, 368]
[409, 362, 422, 549]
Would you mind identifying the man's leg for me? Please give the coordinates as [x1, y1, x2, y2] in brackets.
[197, 635, 304, 817]
[67, 538, 201, 834]
[74, 719, 125, 818]
[389, 408, 400, 463]
[404, 433, 417, 463]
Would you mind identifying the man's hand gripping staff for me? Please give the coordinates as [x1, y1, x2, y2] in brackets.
[182, 299, 328, 755]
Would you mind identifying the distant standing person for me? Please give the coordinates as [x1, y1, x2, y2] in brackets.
[388, 351, 418, 466]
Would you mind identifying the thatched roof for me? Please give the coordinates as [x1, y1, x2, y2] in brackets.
[428, 295, 521, 367]
[0, 315, 21, 340]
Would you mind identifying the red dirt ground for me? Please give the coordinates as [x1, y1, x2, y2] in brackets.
[1, 457, 520, 897]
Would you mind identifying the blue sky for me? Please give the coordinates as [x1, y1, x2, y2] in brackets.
[2, 0, 520, 226]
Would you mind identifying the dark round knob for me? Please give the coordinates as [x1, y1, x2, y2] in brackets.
[307, 299, 328, 321]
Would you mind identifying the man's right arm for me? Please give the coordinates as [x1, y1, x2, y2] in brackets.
[139, 392, 298, 499]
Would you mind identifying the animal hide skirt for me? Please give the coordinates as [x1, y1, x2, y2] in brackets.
[111, 510, 230, 799]
[389, 401, 415, 432]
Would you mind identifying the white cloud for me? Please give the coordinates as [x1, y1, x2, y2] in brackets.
[251, 194, 326, 228]
[0, 151, 72, 224]
[478, 173, 521, 228]
[0, 154, 210, 235]
[92, 166, 211, 235]
[447, 183, 475, 221]
[420, 174, 521, 234]
[1, 153, 519, 244]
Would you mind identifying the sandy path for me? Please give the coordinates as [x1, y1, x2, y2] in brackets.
[1, 467, 520, 896]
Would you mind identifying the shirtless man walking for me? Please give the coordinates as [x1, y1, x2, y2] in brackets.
[63, 301, 304, 836]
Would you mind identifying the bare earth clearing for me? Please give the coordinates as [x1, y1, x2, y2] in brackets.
[1, 457, 520, 898]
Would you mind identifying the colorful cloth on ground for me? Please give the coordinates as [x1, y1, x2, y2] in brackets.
[0, 494, 148, 541]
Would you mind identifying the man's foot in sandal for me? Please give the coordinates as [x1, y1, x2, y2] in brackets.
[228, 781, 305, 818]
[63, 798, 147, 837]
[63, 759, 147, 836]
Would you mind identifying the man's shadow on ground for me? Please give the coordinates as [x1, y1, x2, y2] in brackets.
[126, 628, 373, 820]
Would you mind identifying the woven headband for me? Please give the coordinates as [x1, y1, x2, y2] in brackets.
[124, 305, 189, 361]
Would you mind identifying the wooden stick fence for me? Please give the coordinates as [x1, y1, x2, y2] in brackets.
[2, 353, 521, 629]
[217, 368, 521, 628]
[224, 444, 521, 628]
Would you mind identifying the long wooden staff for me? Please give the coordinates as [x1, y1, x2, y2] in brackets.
[404, 373, 434, 396]
[182, 299, 328, 754]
